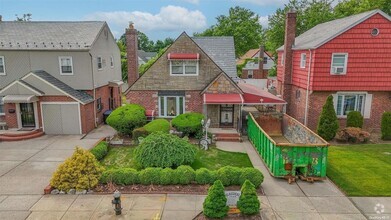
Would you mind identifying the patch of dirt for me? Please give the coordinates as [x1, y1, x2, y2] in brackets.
[94, 183, 265, 195]
[193, 212, 262, 220]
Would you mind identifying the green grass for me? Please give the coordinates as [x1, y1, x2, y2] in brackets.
[327, 144, 391, 196]
[100, 145, 253, 171]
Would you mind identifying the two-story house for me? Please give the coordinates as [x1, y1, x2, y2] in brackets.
[238, 47, 275, 79]
[277, 9, 391, 132]
[0, 21, 123, 134]
[124, 24, 285, 130]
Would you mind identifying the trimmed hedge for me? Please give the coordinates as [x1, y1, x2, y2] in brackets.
[317, 96, 339, 141]
[132, 127, 149, 143]
[203, 180, 228, 218]
[237, 180, 260, 215]
[381, 112, 391, 140]
[90, 141, 109, 161]
[171, 112, 204, 136]
[347, 111, 364, 128]
[106, 104, 147, 135]
[144, 119, 170, 133]
[100, 166, 264, 187]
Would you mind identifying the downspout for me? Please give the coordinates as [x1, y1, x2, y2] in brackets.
[304, 49, 312, 126]
[89, 53, 97, 128]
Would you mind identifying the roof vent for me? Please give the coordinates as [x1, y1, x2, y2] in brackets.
[371, 28, 379, 36]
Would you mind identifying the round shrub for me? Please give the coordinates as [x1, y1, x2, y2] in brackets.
[195, 168, 216, 185]
[139, 167, 162, 185]
[160, 168, 176, 185]
[347, 111, 364, 128]
[106, 104, 147, 135]
[175, 165, 196, 185]
[237, 180, 260, 215]
[50, 147, 104, 191]
[134, 132, 196, 168]
[216, 166, 242, 186]
[144, 119, 170, 133]
[132, 127, 149, 143]
[239, 168, 264, 188]
[317, 96, 339, 141]
[203, 180, 229, 218]
[171, 112, 204, 136]
[381, 112, 391, 140]
[100, 168, 139, 185]
[90, 141, 108, 161]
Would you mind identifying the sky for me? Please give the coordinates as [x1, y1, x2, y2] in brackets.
[0, 0, 289, 41]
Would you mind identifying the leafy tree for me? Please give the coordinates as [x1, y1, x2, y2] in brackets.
[334, 0, 391, 18]
[237, 180, 260, 215]
[117, 41, 128, 81]
[15, 13, 32, 21]
[195, 6, 264, 57]
[317, 95, 339, 141]
[203, 180, 229, 218]
[381, 112, 391, 140]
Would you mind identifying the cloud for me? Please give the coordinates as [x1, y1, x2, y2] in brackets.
[258, 15, 269, 28]
[84, 5, 207, 34]
[180, 0, 200, 4]
[235, 0, 289, 6]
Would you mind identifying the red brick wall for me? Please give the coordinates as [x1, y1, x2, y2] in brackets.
[3, 103, 18, 128]
[80, 102, 95, 134]
[242, 69, 269, 79]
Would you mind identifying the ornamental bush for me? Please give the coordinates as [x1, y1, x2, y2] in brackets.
[132, 127, 149, 143]
[175, 165, 196, 185]
[336, 127, 370, 143]
[160, 168, 176, 185]
[317, 96, 339, 141]
[139, 167, 162, 185]
[100, 168, 139, 185]
[171, 112, 204, 136]
[381, 112, 391, 140]
[216, 166, 242, 186]
[195, 168, 216, 185]
[50, 147, 104, 191]
[90, 141, 108, 161]
[144, 119, 170, 133]
[203, 180, 229, 218]
[134, 132, 196, 168]
[106, 104, 147, 135]
[347, 111, 364, 128]
[239, 168, 264, 188]
[237, 180, 260, 215]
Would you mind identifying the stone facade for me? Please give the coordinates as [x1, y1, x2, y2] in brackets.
[206, 104, 240, 128]
[204, 73, 241, 94]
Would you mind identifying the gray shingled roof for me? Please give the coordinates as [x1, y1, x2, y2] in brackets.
[192, 36, 237, 78]
[277, 10, 391, 51]
[138, 50, 157, 63]
[32, 70, 94, 104]
[0, 21, 105, 50]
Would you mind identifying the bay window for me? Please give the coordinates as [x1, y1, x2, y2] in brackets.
[335, 94, 366, 116]
[159, 96, 185, 117]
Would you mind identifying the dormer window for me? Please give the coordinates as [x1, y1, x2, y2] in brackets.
[168, 53, 199, 76]
[331, 53, 348, 75]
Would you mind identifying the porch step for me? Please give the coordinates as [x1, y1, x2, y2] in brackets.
[214, 133, 242, 142]
[0, 129, 44, 141]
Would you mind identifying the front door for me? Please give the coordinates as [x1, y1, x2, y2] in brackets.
[220, 104, 234, 127]
[20, 103, 35, 127]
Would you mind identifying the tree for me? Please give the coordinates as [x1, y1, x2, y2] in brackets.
[203, 180, 229, 218]
[117, 41, 128, 81]
[334, 0, 391, 18]
[317, 95, 339, 141]
[237, 180, 260, 215]
[195, 6, 264, 57]
[15, 13, 32, 21]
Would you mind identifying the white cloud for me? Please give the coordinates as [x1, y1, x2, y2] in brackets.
[84, 5, 207, 34]
[235, 0, 289, 6]
[258, 15, 269, 28]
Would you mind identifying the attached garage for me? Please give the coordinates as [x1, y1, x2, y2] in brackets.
[41, 102, 81, 134]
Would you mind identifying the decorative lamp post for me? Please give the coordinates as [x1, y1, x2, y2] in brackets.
[112, 190, 122, 215]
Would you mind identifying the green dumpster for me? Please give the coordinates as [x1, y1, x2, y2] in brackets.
[247, 113, 329, 183]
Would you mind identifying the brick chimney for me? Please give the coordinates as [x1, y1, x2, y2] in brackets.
[258, 45, 265, 79]
[281, 9, 297, 110]
[125, 22, 139, 86]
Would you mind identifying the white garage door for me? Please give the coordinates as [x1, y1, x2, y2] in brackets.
[41, 103, 81, 134]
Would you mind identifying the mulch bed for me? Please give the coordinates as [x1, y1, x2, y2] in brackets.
[193, 212, 262, 220]
[94, 183, 265, 195]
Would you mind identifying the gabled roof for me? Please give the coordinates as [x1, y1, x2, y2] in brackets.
[0, 21, 106, 50]
[138, 50, 157, 63]
[23, 70, 94, 104]
[277, 9, 391, 51]
[237, 48, 274, 65]
[192, 36, 237, 78]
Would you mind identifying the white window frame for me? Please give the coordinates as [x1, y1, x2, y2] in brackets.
[0, 56, 6, 75]
[97, 57, 103, 70]
[330, 53, 348, 75]
[169, 60, 199, 76]
[281, 54, 284, 66]
[335, 93, 366, 118]
[58, 56, 74, 75]
[158, 96, 185, 118]
[0, 96, 4, 116]
[300, 53, 306, 68]
[110, 56, 114, 68]
[248, 70, 253, 79]
[96, 97, 102, 112]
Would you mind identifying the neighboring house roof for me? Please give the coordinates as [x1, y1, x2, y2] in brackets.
[27, 70, 94, 104]
[277, 9, 391, 51]
[0, 21, 106, 50]
[138, 50, 157, 63]
[192, 36, 237, 78]
[237, 49, 274, 65]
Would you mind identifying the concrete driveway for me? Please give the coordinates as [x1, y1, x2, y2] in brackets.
[0, 125, 115, 220]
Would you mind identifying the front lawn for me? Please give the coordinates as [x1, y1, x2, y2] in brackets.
[327, 144, 391, 196]
[100, 145, 253, 170]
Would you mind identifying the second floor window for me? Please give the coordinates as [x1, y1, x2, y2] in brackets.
[248, 70, 253, 79]
[0, 56, 5, 75]
[110, 56, 114, 68]
[170, 61, 198, 75]
[331, 53, 348, 74]
[263, 57, 268, 64]
[0, 96, 4, 115]
[97, 57, 103, 70]
[59, 56, 73, 75]
[300, 53, 306, 68]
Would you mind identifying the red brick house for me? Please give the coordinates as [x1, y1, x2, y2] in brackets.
[277, 9, 391, 132]
[0, 21, 123, 134]
[124, 25, 285, 130]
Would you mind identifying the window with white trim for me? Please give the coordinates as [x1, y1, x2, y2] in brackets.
[336, 94, 366, 116]
[159, 96, 185, 117]
[0, 96, 4, 115]
[300, 53, 306, 68]
[170, 60, 198, 75]
[263, 57, 268, 64]
[59, 56, 73, 75]
[96, 98, 102, 112]
[331, 53, 348, 74]
[281, 54, 284, 66]
[110, 56, 114, 68]
[0, 56, 5, 75]
[248, 70, 253, 79]
[97, 57, 103, 70]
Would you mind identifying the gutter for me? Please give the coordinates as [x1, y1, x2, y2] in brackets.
[89, 52, 97, 128]
[304, 49, 313, 126]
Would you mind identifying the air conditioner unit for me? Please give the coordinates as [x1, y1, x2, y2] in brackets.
[332, 67, 345, 74]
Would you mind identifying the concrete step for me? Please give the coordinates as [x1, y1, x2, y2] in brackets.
[0, 130, 45, 141]
[214, 136, 242, 142]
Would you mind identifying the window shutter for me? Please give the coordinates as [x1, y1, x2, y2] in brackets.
[364, 94, 372, 119]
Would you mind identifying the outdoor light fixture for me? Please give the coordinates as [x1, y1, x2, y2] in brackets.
[260, 98, 264, 103]
[112, 190, 122, 215]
